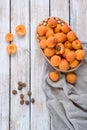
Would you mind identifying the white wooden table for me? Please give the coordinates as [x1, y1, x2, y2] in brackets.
[0, 0, 87, 130]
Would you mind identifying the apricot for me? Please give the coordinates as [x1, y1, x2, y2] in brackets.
[5, 33, 14, 42]
[61, 24, 70, 33]
[7, 44, 17, 55]
[56, 43, 65, 54]
[44, 48, 55, 57]
[67, 31, 77, 42]
[37, 25, 47, 36]
[16, 25, 26, 36]
[49, 71, 60, 82]
[48, 18, 57, 28]
[59, 59, 70, 71]
[70, 59, 79, 68]
[55, 32, 67, 43]
[63, 48, 70, 57]
[54, 24, 61, 33]
[75, 49, 85, 60]
[39, 39, 47, 49]
[64, 41, 72, 49]
[46, 36, 57, 48]
[72, 40, 82, 49]
[46, 29, 54, 38]
[66, 51, 75, 62]
[50, 55, 61, 67]
[66, 72, 77, 84]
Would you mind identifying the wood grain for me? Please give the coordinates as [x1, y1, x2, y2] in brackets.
[10, 0, 30, 130]
[0, 0, 10, 130]
[31, 0, 51, 130]
[70, 0, 87, 43]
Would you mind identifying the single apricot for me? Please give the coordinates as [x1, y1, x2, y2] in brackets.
[5, 33, 14, 42]
[49, 71, 60, 82]
[44, 48, 55, 57]
[61, 24, 70, 33]
[72, 40, 82, 49]
[75, 49, 85, 60]
[64, 41, 72, 49]
[66, 51, 76, 62]
[54, 24, 61, 33]
[39, 39, 47, 49]
[37, 25, 47, 36]
[48, 18, 57, 28]
[66, 72, 77, 84]
[50, 55, 61, 67]
[16, 25, 26, 36]
[46, 29, 54, 38]
[59, 59, 70, 71]
[55, 32, 67, 43]
[46, 36, 57, 48]
[70, 59, 79, 68]
[67, 31, 77, 42]
[56, 43, 65, 54]
[7, 44, 17, 55]
[63, 48, 70, 57]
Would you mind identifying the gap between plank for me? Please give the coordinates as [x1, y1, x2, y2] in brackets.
[29, 0, 31, 130]
[9, 0, 11, 129]
[69, 0, 71, 25]
[49, 0, 51, 16]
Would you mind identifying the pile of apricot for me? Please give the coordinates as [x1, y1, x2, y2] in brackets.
[36, 17, 85, 72]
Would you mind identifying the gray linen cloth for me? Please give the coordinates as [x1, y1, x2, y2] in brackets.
[42, 47, 87, 130]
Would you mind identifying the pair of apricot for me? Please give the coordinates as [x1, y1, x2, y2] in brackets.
[5, 25, 26, 55]
[49, 71, 77, 84]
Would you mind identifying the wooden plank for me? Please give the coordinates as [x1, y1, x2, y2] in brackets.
[70, 0, 87, 43]
[31, 0, 51, 130]
[0, 0, 10, 130]
[10, 0, 30, 130]
[51, 0, 69, 23]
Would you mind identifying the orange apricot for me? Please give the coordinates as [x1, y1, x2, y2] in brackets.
[59, 59, 70, 71]
[72, 40, 82, 49]
[61, 24, 70, 33]
[54, 24, 61, 33]
[50, 55, 61, 67]
[66, 51, 76, 62]
[64, 41, 72, 49]
[16, 25, 26, 36]
[46, 36, 57, 48]
[70, 59, 79, 68]
[63, 48, 70, 57]
[75, 49, 85, 60]
[48, 18, 57, 28]
[49, 71, 60, 82]
[56, 43, 65, 54]
[5, 33, 14, 42]
[7, 44, 17, 55]
[37, 25, 47, 36]
[44, 48, 55, 57]
[46, 29, 54, 38]
[67, 31, 77, 42]
[55, 32, 67, 43]
[39, 39, 47, 49]
[66, 72, 77, 84]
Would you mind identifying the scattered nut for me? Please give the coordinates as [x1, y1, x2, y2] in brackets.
[18, 85, 22, 90]
[31, 98, 35, 104]
[20, 99, 24, 105]
[22, 83, 26, 87]
[27, 90, 32, 96]
[18, 81, 22, 85]
[12, 90, 17, 95]
[20, 94, 24, 99]
[25, 100, 30, 105]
